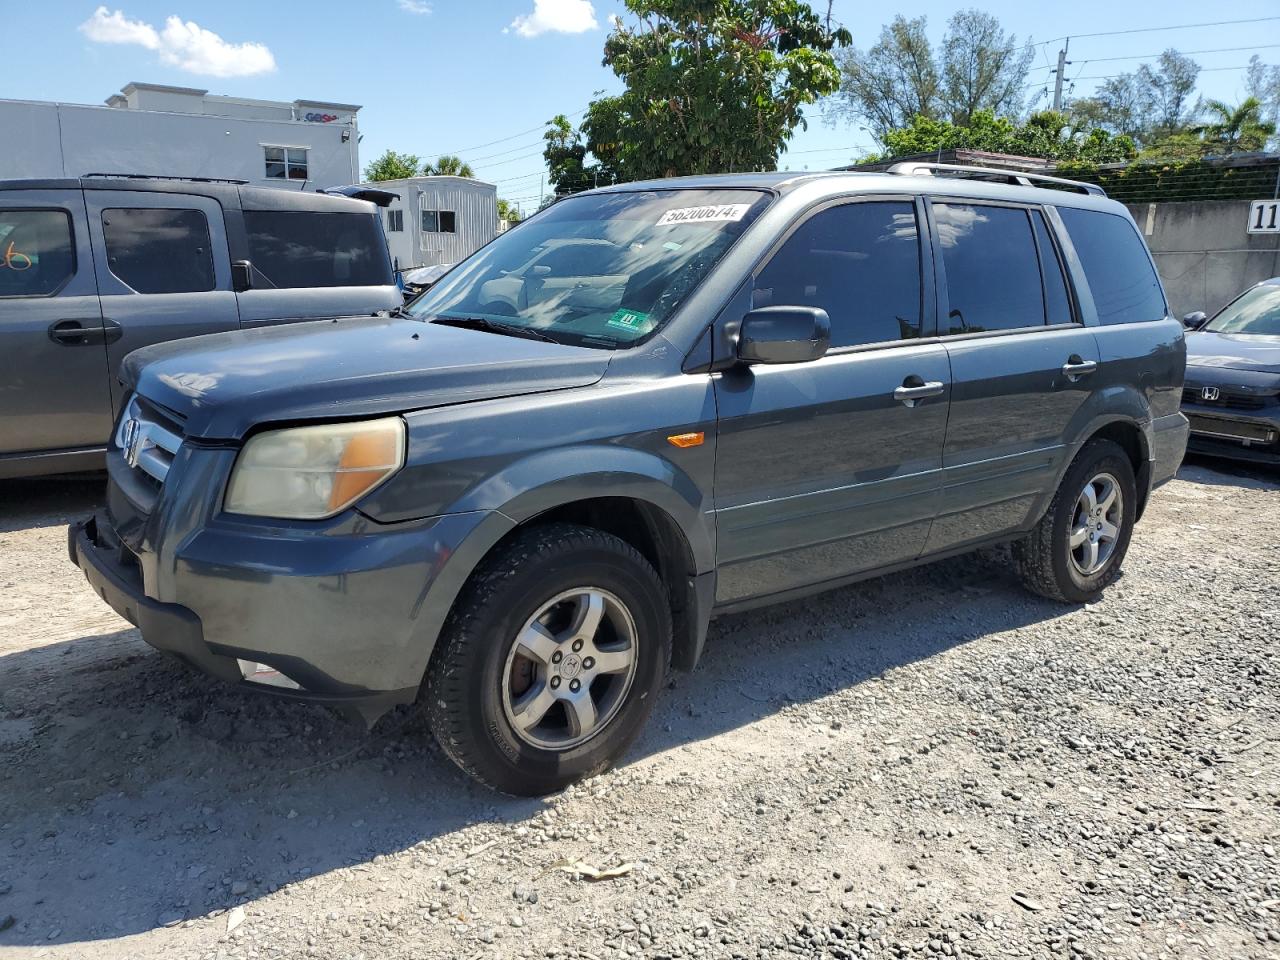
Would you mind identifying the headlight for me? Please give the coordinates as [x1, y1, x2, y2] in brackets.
[225, 417, 406, 519]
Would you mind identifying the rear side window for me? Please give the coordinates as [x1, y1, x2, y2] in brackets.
[934, 203, 1044, 334]
[0, 209, 75, 297]
[244, 211, 393, 289]
[753, 200, 922, 347]
[102, 208, 215, 294]
[1057, 208, 1166, 325]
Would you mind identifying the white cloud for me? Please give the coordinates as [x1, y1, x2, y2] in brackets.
[398, 0, 432, 12]
[507, 0, 597, 38]
[79, 7, 276, 78]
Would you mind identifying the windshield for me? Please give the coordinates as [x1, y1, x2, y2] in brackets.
[407, 189, 771, 348]
[1205, 284, 1280, 336]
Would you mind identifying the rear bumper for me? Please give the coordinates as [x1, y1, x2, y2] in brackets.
[1150, 412, 1190, 489]
[69, 514, 420, 726]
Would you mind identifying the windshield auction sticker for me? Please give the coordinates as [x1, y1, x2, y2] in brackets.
[655, 204, 751, 226]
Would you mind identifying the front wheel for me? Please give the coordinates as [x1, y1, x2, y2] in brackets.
[1013, 439, 1137, 603]
[424, 523, 671, 796]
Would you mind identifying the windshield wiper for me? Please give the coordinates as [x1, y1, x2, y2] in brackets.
[430, 315, 561, 344]
[387, 305, 415, 319]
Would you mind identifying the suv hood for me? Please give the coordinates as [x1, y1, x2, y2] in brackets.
[123, 316, 611, 440]
[1185, 331, 1280, 376]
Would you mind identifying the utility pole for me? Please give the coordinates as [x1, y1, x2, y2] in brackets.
[1052, 39, 1071, 112]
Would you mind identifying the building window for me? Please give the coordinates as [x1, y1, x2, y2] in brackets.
[264, 146, 309, 181]
[421, 209, 457, 233]
[386, 209, 403, 232]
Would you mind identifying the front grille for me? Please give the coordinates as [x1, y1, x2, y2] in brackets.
[115, 395, 185, 485]
[1187, 415, 1278, 445]
[1182, 387, 1272, 411]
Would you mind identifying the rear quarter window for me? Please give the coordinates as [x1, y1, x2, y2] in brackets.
[1057, 207, 1166, 325]
[244, 211, 393, 289]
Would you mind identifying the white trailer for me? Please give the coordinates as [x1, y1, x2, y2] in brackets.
[362, 176, 498, 272]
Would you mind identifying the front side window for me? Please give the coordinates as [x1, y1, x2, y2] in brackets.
[0, 209, 74, 298]
[934, 203, 1045, 334]
[1205, 284, 1280, 336]
[753, 200, 922, 347]
[102, 208, 215, 294]
[1057, 207, 1166, 326]
[408, 189, 770, 348]
[264, 146, 309, 181]
[244, 211, 393, 289]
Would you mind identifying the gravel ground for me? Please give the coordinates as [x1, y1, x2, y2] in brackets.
[0, 457, 1277, 960]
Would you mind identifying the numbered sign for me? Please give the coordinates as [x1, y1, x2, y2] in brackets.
[1248, 200, 1280, 234]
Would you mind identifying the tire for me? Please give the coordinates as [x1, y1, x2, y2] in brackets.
[424, 522, 671, 796]
[1013, 439, 1138, 604]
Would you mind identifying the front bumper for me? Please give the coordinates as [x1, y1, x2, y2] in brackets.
[1180, 402, 1280, 466]
[68, 471, 513, 725]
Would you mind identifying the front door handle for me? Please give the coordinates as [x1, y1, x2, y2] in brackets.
[48, 319, 105, 346]
[1062, 356, 1099, 381]
[893, 378, 946, 406]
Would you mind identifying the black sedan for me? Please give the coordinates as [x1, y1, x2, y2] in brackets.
[1181, 277, 1280, 466]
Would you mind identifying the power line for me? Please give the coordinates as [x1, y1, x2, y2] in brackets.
[1079, 43, 1280, 65]
[441, 107, 588, 157]
[1034, 15, 1280, 47]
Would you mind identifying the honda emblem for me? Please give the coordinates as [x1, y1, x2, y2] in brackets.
[1200, 386, 1220, 402]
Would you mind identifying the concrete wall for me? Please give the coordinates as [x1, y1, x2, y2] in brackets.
[0, 99, 360, 190]
[1125, 200, 1280, 318]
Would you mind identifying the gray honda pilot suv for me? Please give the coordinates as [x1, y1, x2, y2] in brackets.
[70, 166, 1189, 795]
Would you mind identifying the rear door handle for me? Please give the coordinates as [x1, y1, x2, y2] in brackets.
[1062, 358, 1098, 380]
[48, 319, 105, 346]
[893, 380, 946, 406]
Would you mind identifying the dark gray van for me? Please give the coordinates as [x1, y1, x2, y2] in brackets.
[70, 165, 1189, 795]
[0, 175, 401, 478]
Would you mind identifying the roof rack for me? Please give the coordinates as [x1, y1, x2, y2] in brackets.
[82, 173, 249, 185]
[885, 162, 1106, 197]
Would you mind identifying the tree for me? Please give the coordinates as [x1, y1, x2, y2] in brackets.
[497, 198, 523, 223]
[1070, 50, 1200, 145]
[873, 109, 1136, 165]
[578, 0, 851, 182]
[835, 16, 939, 137]
[1245, 55, 1280, 147]
[428, 155, 476, 178]
[1139, 50, 1200, 138]
[542, 113, 593, 196]
[834, 10, 1032, 139]
[940, 10, 1033, 126]
[364, 150, 423, 181]
[1196, 97, 1276, 154]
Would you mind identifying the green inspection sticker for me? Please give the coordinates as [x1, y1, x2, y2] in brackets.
[606, 308, 651, 331]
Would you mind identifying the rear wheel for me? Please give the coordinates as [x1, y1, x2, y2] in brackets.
[425, 523, 671, 795]
[1013, 439, 1137, 603]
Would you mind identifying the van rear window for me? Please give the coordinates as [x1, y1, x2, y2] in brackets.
[244, 211, 393, 289]
[1057, 208, 1166, 326]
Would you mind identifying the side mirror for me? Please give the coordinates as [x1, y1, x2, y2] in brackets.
[1182, 311, 1207, 330]
[231, 260, 253, 293]
[737, 306, 831, 365]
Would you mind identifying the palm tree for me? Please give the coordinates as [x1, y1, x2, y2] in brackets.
[428, 155, 476, 178]
[1196, 97, 1276, 154]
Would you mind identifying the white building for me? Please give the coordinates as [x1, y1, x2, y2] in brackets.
[0, 82, 361, 190]
[365, 176, 498, 271]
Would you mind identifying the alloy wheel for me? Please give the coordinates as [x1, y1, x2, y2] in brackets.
[500, 587, 639, 751]
[1069, 471, 1123, 577]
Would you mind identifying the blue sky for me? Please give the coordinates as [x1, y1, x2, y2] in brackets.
[3, 1, 1279, 214]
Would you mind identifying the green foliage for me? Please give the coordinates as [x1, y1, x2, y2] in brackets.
[835, 10, 1032, 138]
[567, 0, 850, 183]
[874, 110, 1137, 165]
[1070, 50, 1200, 146]
[497, 198, 523, 223]
[1196, 97, 1276, 154]
[364, 150, 423, 182]
[543, 113, 594, 195]
[429, 155, 476, 178]
[1064, 156, 1280, 204]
